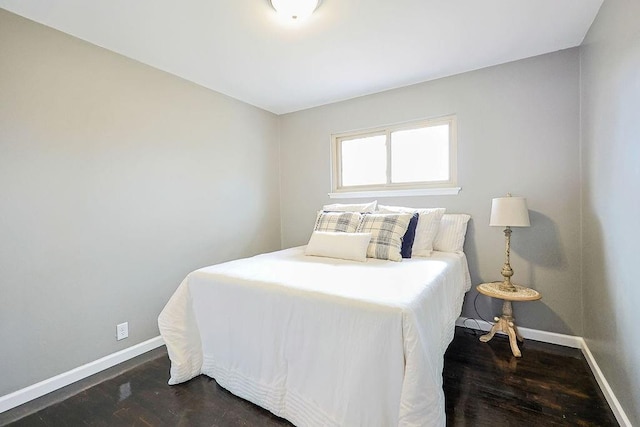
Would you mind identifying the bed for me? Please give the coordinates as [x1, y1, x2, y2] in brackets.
[158, 243, 471, 426]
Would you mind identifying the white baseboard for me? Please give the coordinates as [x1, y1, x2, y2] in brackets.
[580, 338, 632, 427]
[457, 317, 631, 427]
[0, 336, 164, 414]
[456, 317, 583, 348]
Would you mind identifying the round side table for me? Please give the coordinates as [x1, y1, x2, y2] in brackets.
[476, 282, 541, 357]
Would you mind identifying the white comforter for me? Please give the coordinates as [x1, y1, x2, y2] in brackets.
[158, 247, 471, 427]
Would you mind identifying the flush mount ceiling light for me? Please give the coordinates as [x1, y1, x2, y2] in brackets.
[271, 0, 319, 20]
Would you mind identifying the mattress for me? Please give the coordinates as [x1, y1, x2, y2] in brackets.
[158, 246, 471, 426]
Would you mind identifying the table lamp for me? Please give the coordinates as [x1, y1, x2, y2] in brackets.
[490, 194, 530, 292]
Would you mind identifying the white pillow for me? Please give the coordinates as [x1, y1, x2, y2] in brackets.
[356, 213, 413, 262]
[314, 211, 362, 233]
[433, 214, 471, 253]
[305, 231, 372, 262]
[322, 200, 377, 213]
[378, 205, 446, 257]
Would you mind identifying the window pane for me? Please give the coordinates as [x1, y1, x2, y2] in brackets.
[391, 125, 449, 183]
[340, 135, 387, 186]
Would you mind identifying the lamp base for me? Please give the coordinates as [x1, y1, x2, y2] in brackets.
[499, 279, 518, 292]
[499, 227, 517, 292]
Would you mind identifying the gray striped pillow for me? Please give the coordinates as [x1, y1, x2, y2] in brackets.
[314, 211, 362, 233]
[433, 214, 471, 253]
[356, 213, 413, 261]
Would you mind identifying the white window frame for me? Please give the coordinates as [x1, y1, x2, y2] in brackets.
[329, 115, 460, 198]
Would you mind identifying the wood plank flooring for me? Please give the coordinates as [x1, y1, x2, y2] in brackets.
[1, 327, 618, 426]
[444, 328, 617, 426]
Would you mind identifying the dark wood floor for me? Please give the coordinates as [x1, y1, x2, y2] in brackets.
[1, 327, 618, 426]
[443, 328, 617, 426]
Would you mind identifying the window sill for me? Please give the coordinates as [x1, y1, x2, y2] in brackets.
[328, 187, 461, 199]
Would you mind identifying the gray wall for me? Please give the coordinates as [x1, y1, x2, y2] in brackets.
[279, 49, 582, 336]
[580, 0, 640, 424]
[0, 10, 281, 397]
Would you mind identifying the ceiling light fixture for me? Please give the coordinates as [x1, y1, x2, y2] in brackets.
[271, 0, 319, 21]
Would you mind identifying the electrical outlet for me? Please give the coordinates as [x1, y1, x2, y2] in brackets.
[116, 322, 128, 341]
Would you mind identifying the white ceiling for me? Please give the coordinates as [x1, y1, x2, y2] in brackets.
[0, 0, 603, 114]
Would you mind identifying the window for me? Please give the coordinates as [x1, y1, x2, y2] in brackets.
[331, 115, 459, 197]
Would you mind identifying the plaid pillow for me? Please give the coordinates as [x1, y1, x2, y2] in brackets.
[356, 213, 413, 261]
[314, 211, 362, 233]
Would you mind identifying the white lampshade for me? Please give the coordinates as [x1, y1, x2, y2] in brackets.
[271, 0, 319, 20]
[490, 196, 530, 227]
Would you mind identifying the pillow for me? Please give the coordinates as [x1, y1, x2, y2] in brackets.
[322, 200, 377, 213]
[305, 231, 372, 262]
[314, 211, 362, 233]
[378, 205, 446, 257]
[401, 213, 419, 258]
[433, 214, 471, 253]
[356, 213, 413, 262]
